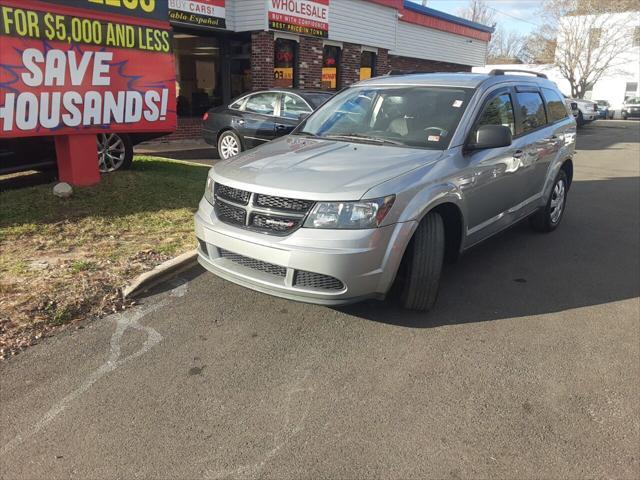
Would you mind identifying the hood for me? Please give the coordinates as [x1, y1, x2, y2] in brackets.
[210, 136, 443, 201]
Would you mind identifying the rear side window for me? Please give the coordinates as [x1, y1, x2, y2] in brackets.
[476, 93, 516, 135]
[244, 92, 280, 115]
[516, 92, 547, 133]
[542, 88, 569, 122]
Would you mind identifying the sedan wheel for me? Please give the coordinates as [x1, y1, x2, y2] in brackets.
[98, 133, 132, 172]
[218, 131, 241, 159]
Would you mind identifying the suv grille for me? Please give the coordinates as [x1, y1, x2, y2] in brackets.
[213, 182, 313, 235]
[294, 271, 345, 291]
[219, 249, 286, 277]
[255, 194, 313, 212]
[215, 183, 250, 205]
[214, 201, 245, 226]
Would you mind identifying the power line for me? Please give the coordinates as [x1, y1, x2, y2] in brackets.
[487, 5, 543, 27]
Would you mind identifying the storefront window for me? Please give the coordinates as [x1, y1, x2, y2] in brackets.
[274, 38, 297, 88]
[322, 45, 340, 90]
[174, 33, 221, 118]
[360, 51, 376, 81]
[230, 39, 252, 99]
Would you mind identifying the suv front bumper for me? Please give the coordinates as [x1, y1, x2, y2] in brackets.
[194, 198, 416, 305]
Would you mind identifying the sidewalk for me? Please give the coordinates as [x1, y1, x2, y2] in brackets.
[135, 139, 219, 166]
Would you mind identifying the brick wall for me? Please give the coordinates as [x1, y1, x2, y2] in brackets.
[158, 117, 202, 141]
[388, 55, 472, 73]
[251, 31, 275, 90]
[377, 48, 390, 76]
[298, 36, 323, 89]
[340, 42, 361, 88]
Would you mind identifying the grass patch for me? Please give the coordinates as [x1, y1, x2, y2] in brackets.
[0, 156, 210, 358]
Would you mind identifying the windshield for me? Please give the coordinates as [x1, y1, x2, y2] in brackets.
[626, 97, 640, 104]
[295, 86, 474, 149]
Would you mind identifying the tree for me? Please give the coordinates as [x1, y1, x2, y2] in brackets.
[456, 0, 496, 28]
[539, 0, 637, 98]
[487, 27, 526, 64]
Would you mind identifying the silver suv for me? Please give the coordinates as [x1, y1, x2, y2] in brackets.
[195, 71, 576, 311]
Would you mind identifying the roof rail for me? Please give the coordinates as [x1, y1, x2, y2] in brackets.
[386, 69, 426, 76]
[488, 69, 548, 79]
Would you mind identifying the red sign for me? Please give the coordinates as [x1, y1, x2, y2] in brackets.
[0, 0, 176, 139]
[268, 0, 329, 38]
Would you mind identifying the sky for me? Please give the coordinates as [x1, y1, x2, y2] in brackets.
[409, 0, 543, 35]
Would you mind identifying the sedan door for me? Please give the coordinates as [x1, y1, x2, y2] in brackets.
[237, 92, 281, 148]
[274, 93, 314, 138]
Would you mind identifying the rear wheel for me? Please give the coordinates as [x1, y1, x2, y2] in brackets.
[218, 131, 242, 159]
[530, 169, 568, 232]
[396, 212, 446, 312]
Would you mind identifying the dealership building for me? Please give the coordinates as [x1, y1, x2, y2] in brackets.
[167, 0, 493, 139]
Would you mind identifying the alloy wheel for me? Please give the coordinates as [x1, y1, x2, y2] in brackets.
[97, 134, 126, 172]
[549, 179, 566, 224]
[220, 134, 239, 159]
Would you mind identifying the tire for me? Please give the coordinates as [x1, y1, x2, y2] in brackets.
[218, 130, 242, 159]
[530, 169, 568, 233]
[396, 212, 446, 312]
[97, 133, 133, 173]
[576, 111, 585, 127]
[622, 113, 628, 120]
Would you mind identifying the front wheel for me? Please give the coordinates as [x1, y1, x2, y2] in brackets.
[218, 131, 242, 159]
[395, 212, 446, 312]
[98, 133, 133, 173]
[530, 170, 568, 232]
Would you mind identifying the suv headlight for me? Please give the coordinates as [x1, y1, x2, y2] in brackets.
[204, 177, 214, 205]
[303, 195, 395, 229]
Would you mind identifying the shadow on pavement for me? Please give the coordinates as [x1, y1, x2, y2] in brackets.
[576, 120, 640, 150]
[337, 175, 640, 327]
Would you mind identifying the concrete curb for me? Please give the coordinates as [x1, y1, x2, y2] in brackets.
[123, 249, 198, 299]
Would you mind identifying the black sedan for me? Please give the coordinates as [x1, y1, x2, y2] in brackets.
[202, 89, 333, 159]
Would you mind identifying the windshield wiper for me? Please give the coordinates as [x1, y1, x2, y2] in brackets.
[293, 130, 321, 138]
[322, 133, 404, 146]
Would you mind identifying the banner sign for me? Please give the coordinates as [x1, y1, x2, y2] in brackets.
[169, 0, 226, 29]
[0, 1, 176, 139]
[268, 0, 329, 38]
[37, 0, 168, 23]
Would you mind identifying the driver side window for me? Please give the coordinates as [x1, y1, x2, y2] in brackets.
[475, 93, 515, 136]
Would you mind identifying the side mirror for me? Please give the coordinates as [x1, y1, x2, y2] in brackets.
[467, 125, 512, 150]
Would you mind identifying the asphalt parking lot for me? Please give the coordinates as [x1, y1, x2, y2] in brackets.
[1, 120, 639, 479]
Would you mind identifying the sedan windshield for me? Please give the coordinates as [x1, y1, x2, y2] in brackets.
[295, 86, 474, 149]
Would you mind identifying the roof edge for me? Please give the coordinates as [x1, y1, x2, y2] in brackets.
[402, 1, 495, 33]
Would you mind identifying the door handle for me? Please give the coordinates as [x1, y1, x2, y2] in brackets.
[276, 124, 287, 130]
[513, 150, 524, 159]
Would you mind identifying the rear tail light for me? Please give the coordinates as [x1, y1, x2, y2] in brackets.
[203, 112, 209, 121]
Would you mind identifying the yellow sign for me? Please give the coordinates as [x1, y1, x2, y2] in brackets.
[274, 67, 293, 87]
[359, 67, 372, 81]
[322, 67, 336, 89]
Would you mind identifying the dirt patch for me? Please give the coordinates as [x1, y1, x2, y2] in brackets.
[0, 156, 209, 359]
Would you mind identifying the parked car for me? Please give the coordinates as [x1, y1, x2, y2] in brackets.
[564, 95, 598, 126]
[621, 96, 640, 119]
[595, 100, 613, 119]
[195, 71, 576, 311]
[0, 133, 165, 176]
[202, 89, 334, 159]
